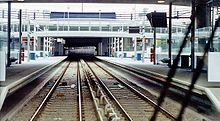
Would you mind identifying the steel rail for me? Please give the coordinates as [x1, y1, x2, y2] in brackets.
[97, 58, 205, 94]
[80, 60, 105, 121]
[29, 61, 71, 121]
[93, 61, 176, 121]
[77, 61, 83, 121]
[84, 61, 133, 121]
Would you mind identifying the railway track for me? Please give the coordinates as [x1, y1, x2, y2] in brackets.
[29, 61, 98, 121]
[81, 60, 176, 121]
[6, 59, 212, 121]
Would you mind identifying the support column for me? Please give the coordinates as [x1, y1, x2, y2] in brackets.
[46, 37, 49, 57]
[100, 42, 102, 56]
[168, 2, 172, 67]
[153, 27, 156, 65]
[133, 37, 137, 61]
[191, 0, 196, 71]
[196, 0, 211, 28]
[121, 37, 124, 58]
[108, 38, 112, 57]
[114, 37, 116, 57]
[196, 0, 211, 53]
[27, 17, 30, 62]
[7, 1, 11, 67]
[43, 37, 46, 58]
[33, 21, 36, 52]
[117, 37, 120, 58]
[19, 9, 22, 64]
[142, 37, 145, 63]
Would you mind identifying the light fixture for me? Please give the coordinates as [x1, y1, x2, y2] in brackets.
[17, 0, 25, 1]
[158, 0, 165, 3]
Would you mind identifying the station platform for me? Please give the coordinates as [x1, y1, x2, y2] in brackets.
[0, 56, 66, 111]
[97, 56, 220, 112]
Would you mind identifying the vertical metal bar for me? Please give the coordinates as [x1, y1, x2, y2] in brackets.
[43, 37, 46, 57]
[168, 2, 172, 67]
[46, 37, 49, 56]
[19, 9, 22, 64]
[7, 1, 11, 67]
[114, 37, 116, 57]
[210, 4, 214, 51]
[153, 27, 156, 65]
[121, 37, 124, 58]
[191, 0, 195, 71]
[27, 17, 30, 62]
[142, 26, 145, 63]
[134, 37, 137, 61]
[117, 38, 119, 57]
[33, 21, 36, 51]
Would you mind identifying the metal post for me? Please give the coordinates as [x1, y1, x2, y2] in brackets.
[100, 42, 102, 56]
[117, 38, 119, 57]
[168, 2, 172, 67]
[19, 9, 22, 64]
[43, 37, 46, 57]
[134, 37, 137, 61]
[7, 1, 11, 67]
[33, 21, 36, 51]
[142, 36, 145, 63]
[46, 37, 49, 57]
[191, 0, 195, 71]
[114, 37, 116, 57]
[121, 37, 124, 58]
[153, 27, 156, 65]
[210, 5, 214, 51]
[142, 26, 145, 63]
[27, 17, 30, 62]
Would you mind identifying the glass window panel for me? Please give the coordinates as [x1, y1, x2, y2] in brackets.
[113, 26, 120, 31]
[80, 26, 89, 31]
[69, 26, 78, 31]
[91, 26, 99, 31]
[48, 25, 57, 31]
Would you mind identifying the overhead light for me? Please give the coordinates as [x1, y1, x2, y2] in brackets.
[158, 0, 165, 3]
[17, 0, 25, 1]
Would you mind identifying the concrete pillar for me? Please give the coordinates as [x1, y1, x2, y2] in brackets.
[0, 51, 6, 81]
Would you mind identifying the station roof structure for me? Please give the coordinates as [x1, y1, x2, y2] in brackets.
[8, 0, 193, 5]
